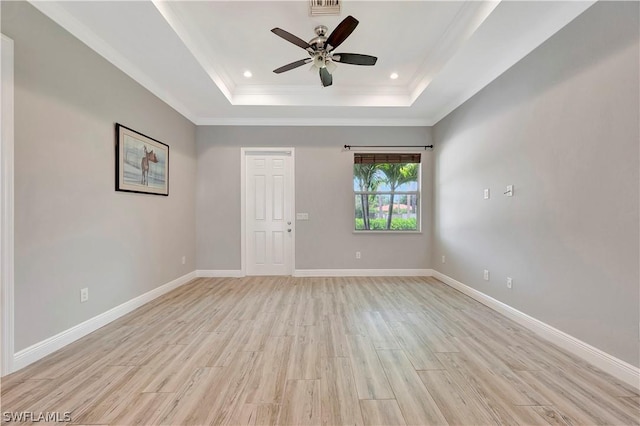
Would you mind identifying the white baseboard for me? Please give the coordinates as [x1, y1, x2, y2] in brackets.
[12, 271, 197, 373]
[431, 270, 640, 390]
[196, 269, 432, 278]
[195, 269, 433, 278]
[196, 269, 244, 278]
[293, 269, 434, 277]
[16, 268, 636, 390]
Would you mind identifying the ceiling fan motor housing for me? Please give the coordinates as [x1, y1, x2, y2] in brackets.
[314, 25, 328, 36]
[309, 26, 328, 50]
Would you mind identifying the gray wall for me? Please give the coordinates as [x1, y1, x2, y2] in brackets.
[3, 2, 197, 351]
[432, 1, 639, 366]
[196, 126, 433, 271]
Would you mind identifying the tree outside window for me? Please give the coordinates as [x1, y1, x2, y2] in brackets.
[353, 153, 420, 231]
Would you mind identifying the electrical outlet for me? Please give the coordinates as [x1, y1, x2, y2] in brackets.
[80, 288, 89, 303]
[181, 256, 186, 265]
[441, 255, 446, 264]
[507, 277, 513, 289]
[483, 270, 490, 281]
[355, 251, 361, 259]
[484, 188, 490, 199]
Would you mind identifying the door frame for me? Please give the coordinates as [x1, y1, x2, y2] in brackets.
[240, 147, 295, 276]
[1, 34, 15, 376]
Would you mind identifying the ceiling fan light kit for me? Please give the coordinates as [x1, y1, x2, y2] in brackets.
[271, 15, 378, 87]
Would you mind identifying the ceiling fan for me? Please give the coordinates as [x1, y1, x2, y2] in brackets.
[271, 15, 378, 87]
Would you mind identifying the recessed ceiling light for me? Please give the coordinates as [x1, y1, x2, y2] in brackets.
[243, 70, 253, 78]
[390, 72, 399, 80]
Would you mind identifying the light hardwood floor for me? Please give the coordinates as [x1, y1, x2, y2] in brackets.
[1, 276, 638, 425]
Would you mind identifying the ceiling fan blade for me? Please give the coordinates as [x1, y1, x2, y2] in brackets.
[319, 67, 333, 87]
[271, 28, 312, 50]
[333, 53, 377, 66]
[273, 58, 312, 74]
[326, 15, 359, 51]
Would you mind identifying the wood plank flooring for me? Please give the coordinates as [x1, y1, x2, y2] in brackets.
[1, 276, 638, 425]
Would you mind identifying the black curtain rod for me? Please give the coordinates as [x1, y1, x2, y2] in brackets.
[344, 145, 433, 150]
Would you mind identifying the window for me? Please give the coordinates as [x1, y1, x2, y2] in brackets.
[353, 153, 421, 231]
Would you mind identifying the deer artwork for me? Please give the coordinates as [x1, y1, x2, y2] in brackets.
[140, 145, 158, 186]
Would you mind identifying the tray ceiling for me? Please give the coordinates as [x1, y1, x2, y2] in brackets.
[30, 1, 596, 125]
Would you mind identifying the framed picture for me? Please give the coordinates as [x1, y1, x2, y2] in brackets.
[115, 123, 169, 196]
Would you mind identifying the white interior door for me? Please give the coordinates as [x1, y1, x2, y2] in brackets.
[245, 150, 294, 275]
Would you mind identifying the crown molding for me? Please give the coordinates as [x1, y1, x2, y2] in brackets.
[151, 0, 235, 103]
[195, 117, 433, 127]
[231, 83, 411, 106]
[408, 0, 501, 103]
[28, 1, 198, 123]
[150, 0, 493, 108]
[29, 0, 597, 126]
[424, 0, 598, 125]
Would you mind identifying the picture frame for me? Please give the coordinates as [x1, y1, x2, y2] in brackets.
[115, 123, 169, 196]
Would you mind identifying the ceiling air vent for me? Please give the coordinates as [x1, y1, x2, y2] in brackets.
[309, 0, 340, 16]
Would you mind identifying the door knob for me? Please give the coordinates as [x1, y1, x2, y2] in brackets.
[287, 229, 292, 233]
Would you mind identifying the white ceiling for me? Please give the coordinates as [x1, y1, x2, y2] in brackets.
[30, 0, 596, 126]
